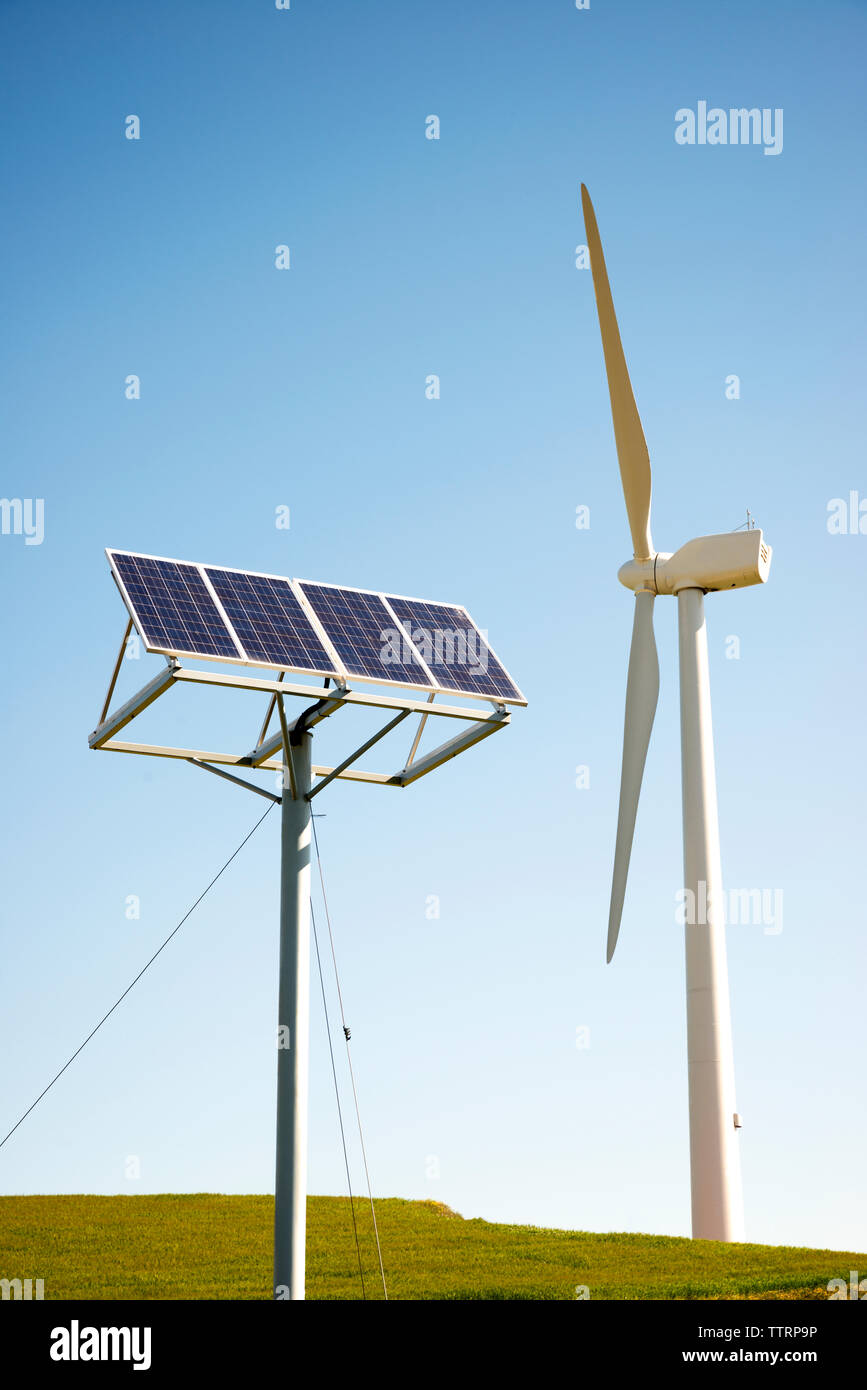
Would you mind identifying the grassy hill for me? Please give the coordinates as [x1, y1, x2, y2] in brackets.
[0, 1195, 861, 1300]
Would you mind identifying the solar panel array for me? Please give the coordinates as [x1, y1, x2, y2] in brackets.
[107, 550, 526, 704]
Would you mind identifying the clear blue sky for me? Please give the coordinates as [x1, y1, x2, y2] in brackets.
[1, 0, 865, 1257]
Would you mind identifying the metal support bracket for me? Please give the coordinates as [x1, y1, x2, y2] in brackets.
[188, 758, 282, 804]
[90, 656, 511, 791]
[98, 618, 134, 727]
[308, 709, 411, 800]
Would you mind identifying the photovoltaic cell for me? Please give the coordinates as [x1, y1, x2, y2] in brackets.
[384, 595, 525, 703]
[109, 552, 241, 660]
[298, 582, 432, 688]
[204, 567, 335, 674]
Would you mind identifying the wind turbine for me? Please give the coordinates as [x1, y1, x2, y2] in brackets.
[581, 185, 772, 1242]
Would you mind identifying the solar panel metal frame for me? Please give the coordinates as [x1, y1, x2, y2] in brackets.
[298, 578, 527, 707]
[106, 550, 526, 706]
[94, 553, 522, 796]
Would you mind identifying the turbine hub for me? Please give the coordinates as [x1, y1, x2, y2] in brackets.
[618, 554, 671, 594]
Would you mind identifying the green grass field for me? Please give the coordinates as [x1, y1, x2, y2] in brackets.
[0, 1195, 861, 1300]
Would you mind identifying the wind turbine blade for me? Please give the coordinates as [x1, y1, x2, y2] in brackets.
[607, 590, 659, 962]
[581, 184, 654, 561]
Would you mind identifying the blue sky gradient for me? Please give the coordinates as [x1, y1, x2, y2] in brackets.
[1, 0, 865, 1254]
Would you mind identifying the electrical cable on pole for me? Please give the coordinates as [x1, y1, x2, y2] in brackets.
[311, 814, 388, 1300]
[310, 894, 367, 1299]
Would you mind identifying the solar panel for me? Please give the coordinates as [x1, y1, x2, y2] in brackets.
[109, 551, 242, 661]
[385, 594, 525, 703]
[204, 567, 335, 675]
[298, 582, 434, 690]
[107, 550, 524, 704]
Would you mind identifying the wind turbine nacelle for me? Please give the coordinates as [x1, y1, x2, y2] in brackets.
[619, 529, 772, 595]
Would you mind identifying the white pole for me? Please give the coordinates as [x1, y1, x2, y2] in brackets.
[273, 730, 312, 1298]
[677, 588, 744, 1242]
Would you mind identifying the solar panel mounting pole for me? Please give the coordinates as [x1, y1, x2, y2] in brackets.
[273, 727, 312, 1299]
[92, 548, 524, 1299]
